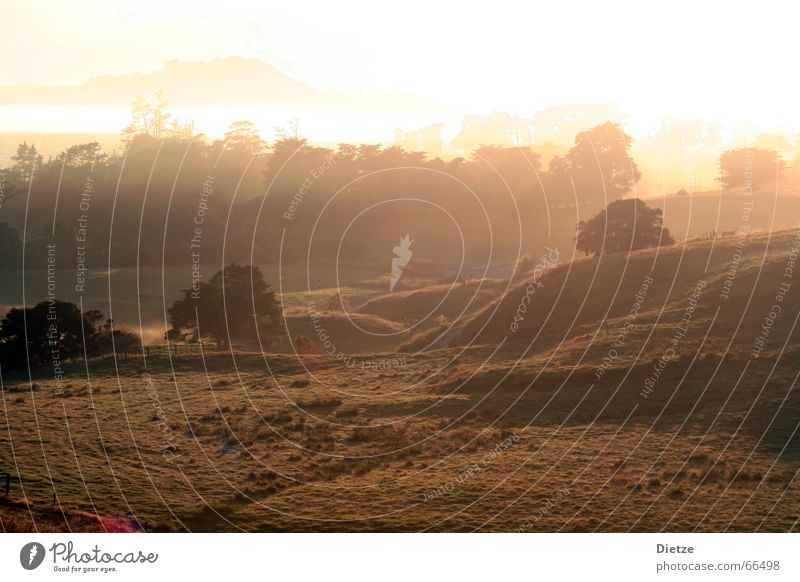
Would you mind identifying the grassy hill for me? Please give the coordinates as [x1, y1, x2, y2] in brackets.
[652, 190, 800, 241]
[356, 278, 506, 324]
[2, 231, 799, 532]
[404, 228, 800, 357]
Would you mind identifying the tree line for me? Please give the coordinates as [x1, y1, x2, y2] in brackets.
[0, 91, 788, 271]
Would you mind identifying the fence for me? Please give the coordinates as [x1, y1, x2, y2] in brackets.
[143, 342, 216, 358]
[104, 342, 216, 361]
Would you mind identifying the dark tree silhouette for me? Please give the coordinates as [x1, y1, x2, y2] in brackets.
[53, 142, 105, 168]
[95, 318, 141, 359]
[576, 198, 674, 256]
[0, 301, 133, 369]
[9, 142, 43, 186]
[168, 264, 282, 350]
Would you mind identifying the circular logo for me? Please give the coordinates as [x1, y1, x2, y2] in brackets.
[20, 542, 46, 570]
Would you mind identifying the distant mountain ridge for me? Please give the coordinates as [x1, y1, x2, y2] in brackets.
[0, 56, 452, 113]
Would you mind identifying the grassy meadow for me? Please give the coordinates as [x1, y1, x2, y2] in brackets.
[2, 229, 800, 532]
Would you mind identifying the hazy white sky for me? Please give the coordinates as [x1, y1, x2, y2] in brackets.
[2, 0, 799, 128]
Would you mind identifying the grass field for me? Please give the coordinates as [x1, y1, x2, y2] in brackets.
[2, 230, 799, 532]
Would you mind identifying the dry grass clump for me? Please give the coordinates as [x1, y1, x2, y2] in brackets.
[296, 397, 343, 410]
[347, 423, 407, 444]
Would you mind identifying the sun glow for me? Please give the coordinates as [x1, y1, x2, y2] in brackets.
[2, 0, 799, 141]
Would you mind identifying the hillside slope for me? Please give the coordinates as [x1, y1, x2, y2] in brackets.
[2, 232, 799, 532]
[405, 229, 800, 363]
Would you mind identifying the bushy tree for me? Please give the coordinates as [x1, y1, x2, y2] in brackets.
[549, 122, 640, 209]
[223, 121, 265, 156]
[53, 142, 105, 169]
[168, 264, 282, 350]
[122, 90, 194, 140]
[0, 301, 86, 368]
[0, 302, 138, 369]
[95, 318, 141, 358]
[717, 148, 785, 190]
[0, 110, 651, 272]
[576, 198, 674, 255]
[470, 145, 542, 197]
[9, 142, 43, 185]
